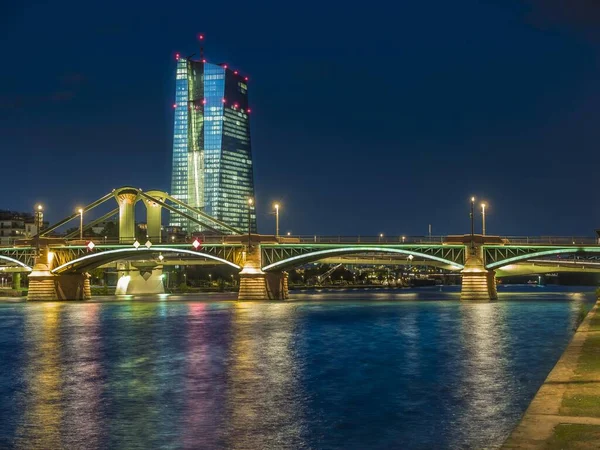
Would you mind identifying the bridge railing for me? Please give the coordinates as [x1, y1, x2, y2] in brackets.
[279, 235, 448, 244]
[496, 236, 600, 246]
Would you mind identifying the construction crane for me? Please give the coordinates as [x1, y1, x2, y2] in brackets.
[317, 264, 343, 285]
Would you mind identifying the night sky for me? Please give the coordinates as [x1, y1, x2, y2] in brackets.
[2, 1, 600, 237]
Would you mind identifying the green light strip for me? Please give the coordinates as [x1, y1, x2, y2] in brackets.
[0, 255, 32, 270]
[487, 247, 600, 269]
[52, 247, 241, 274]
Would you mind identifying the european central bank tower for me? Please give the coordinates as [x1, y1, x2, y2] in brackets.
[170, 54, 256, 233]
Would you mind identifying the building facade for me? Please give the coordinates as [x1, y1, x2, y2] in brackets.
[0, 211, 38, 245]
[170, 56, 256, 234]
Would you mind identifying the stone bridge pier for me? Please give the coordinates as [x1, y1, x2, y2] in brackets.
[461, 244, 497, 301]
[28, 247, 91, 301]
[238, 244, 288, 300]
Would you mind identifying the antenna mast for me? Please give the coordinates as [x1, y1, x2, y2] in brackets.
[199, 33, 205, 61]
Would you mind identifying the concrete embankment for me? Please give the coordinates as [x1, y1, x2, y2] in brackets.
[503, 299, 600, 449]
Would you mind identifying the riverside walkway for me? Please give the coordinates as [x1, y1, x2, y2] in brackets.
[503, 298, 600, 449]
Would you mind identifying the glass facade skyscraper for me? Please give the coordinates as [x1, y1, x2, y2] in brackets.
[170, 56, 256, 233]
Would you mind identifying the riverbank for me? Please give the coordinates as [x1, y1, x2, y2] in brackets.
[503, 297, 600, 448]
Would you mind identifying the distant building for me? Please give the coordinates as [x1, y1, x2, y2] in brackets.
[170, 50, 256, 233]
[0, 210, 39, 245]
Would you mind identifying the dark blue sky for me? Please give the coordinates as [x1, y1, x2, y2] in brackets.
[2, 1, 600, 237]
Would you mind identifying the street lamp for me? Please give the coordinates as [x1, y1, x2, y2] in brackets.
[481, 202, 487, 236]
[379, 233, 384, 243]
[470, 197, 475, 239]
[78, 208, 84, 240]
[247, 198, 253, 248]
[402, 236, 406, 243]
[273, 203, 280, 238]
[34, 204, 43, 256]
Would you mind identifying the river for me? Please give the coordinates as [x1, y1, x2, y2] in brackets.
[0, 285, 595, 449]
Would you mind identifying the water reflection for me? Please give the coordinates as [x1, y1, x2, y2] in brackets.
[1, 289, 594, 449]
[226, 302, 306, 449]
[181, 302, 228, 448]
[454, 303, 510, 447]
[103, 303, 162, 448]
[15, 304, 63, 449]
[60, 303, 103, 449]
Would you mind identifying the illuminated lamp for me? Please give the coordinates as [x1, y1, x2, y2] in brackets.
[222, 98, 227, 103]
[234, 71, 238, 75]
[172, 104, 177, 108]
[199, 34, 204, 40]
[244, 76, 248, 81]
[175, 53, 180, 60]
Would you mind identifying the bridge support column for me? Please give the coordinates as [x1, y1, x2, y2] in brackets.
[238, 245, 288, 300]
[11, 273, 21, 291]
[27, 248, 58, 301]
[115, 262, 165, 295]
[143, 191, 166, 243]
[115, 189, 139, 243]
[461, 246, 497, 301]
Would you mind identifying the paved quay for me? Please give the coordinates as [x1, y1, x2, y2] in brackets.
[503, 299, 600, 449]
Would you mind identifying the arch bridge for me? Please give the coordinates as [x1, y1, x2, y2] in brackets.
[1, 191, 599, 303]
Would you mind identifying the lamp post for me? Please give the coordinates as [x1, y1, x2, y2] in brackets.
[78, 208, 84, 241]
[247, 198, 253, 248]
[274, 203, 280, 238]
[34, 204, 43, 256]
[379, 233, 384, 243]
[470, 197, 475, 239]
[481, 203, 487, 236]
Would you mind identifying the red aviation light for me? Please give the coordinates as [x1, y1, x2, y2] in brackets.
[202, 98, 207, 105]
[247, 108, 251, 113]
[175, 53, 180, 60]
[222, 98, 227, 103]
[172, 104, 177, 108]
[202, 59, 207, 63]
[198, 34, 204, 40]
[234, 70, 238, 75]
[244, 76, 249, 81]
[223, 64, 228, 69]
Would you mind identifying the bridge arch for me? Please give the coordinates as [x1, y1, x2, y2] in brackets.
[52, 247, 241, 274]
[487, 247, 600, 270]
[0, 255, 32, 271]
[262, 246, 464, 272]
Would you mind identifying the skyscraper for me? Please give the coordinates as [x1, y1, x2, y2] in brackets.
[170, 53, 256, 234]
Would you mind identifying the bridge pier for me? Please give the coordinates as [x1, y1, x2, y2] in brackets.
[461, 245, 497, 301]
[238, 245, 288, 300]
[27, 255, 58, 301]
[115, 262, 165, 295]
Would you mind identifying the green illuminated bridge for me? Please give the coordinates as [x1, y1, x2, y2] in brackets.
[1, 187, 599, 301]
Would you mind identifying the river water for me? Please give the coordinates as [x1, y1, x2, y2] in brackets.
[0, 286, 595, 449]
